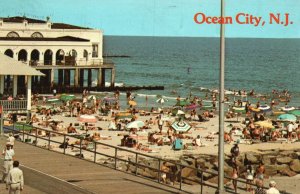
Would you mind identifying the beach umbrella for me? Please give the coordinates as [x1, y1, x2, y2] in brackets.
[126, 121, 145, 129]
[255, 121, 274, 129]
[184, 104, 199, 111]
[258, 105, 272, 113]
[277, 114, 297, 122]
[156, 97, 168, 104]
[172, 109, 185, 115]
[171, 121, 191, 132]
[60, 94, 75, 101]
[249, 107, 261, 113]
[88, 95, 98, 100]
[115, 112, 134, 119]
[46, 98, 60, 103]
[175, 100, 190, 107]
[289, 110, 300, 117]
[281, 106, 295, 112]
[232, 106, 246, 114]
[103, 97, 117, 103]
[78, 115, 98, 123]
[128, 100, 137, 106]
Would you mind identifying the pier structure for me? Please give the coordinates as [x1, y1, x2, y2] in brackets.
[0, 16, 115, 94]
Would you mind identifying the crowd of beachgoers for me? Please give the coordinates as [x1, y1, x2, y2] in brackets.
[2, 88, 299, 193]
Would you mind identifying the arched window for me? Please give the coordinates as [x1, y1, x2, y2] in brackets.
[69, 49, 77, 58]
[56, 49, 65, 65]
[4, 49, 14, 58]
[31, 32, 43, 38]
[30, 49, 40, 66]
[44, 49, 53, 65]
[83, 50, 88, 61]
[7, 31, 20, 38]
[18, 49, 27, 62]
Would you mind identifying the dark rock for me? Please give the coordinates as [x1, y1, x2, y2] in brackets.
[276, 164, 289, 171]
[245, 153, 259, 164]
[276, 156, 292, 164]
[262, 155, 276, 165]
[264, 165, 278, 176]
[279, 168, 297, 177]
[290, 159, 300, 173]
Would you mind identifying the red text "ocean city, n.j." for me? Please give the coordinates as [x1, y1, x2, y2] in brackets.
[194, 13, 292, 27]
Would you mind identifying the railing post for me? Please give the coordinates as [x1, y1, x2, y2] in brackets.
[35, 128, 38, 146]
[179, 165, 182, 190]
[94, 142, 97, 163]
[135, 153, 138, 175]
[48, 131, 51, 150]
[79, 138, 82, 156]
[158, 159, 161, 183]
[63, 135, 66, 154]
[114, 148, 117, 170]
[22, 124, 25, 142]
[201, 171, 203, 194]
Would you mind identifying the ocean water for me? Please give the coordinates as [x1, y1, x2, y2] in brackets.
[103, 36, 300, 107]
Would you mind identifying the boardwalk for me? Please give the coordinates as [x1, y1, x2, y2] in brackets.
[0, 137, 188, 194]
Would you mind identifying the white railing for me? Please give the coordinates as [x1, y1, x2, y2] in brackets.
[0, 100, 27, 111]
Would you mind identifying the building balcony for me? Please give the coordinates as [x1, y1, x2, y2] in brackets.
[0, 99, 27, 111]
[28, 59, 114, 69]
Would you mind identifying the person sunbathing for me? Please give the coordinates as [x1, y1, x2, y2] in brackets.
[192, 135, 203, 146]
[67, 123, 78, 134]
[136, 143, 152, 152]
[224, 132, 233, 143]
[205, 132, 216, 141]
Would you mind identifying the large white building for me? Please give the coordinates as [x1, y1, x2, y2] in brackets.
[0, 16, 115, 94]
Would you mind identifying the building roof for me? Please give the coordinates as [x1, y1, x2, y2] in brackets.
[0, 53, 44, 76]
[0, 16, 91, 29]
[0, 36, 89, 42]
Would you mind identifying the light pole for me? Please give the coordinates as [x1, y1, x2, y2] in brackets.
[218, 0, 225, 193]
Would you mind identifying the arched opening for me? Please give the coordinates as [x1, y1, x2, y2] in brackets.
[18, 49, 27, 62]
[4, 49, 14, 58]
[44, 49, 53, 65]
[7, 31, 20, 38]
[66, 49, 77, 66]
[31, 32, 43, 38]
[17, 49, 27, 91]
[83, 50, 88, 61]
[56, 49, 65, 65]
[30, 49, 40, 66]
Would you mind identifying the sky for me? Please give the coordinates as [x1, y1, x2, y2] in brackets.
[0, 0, 299, 38]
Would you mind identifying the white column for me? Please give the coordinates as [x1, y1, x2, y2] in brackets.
[0, 75, 4, 94]
[13, 75, 18, 97]
[27, 76, 32, 111]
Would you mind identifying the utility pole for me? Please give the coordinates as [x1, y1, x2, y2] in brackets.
[217, 0, 225, 193]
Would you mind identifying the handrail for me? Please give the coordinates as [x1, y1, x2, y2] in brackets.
[4, 121, 290, 194]
[0, 100, 27, 111]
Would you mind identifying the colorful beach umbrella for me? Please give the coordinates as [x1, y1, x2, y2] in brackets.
[289, 110, 300, 117]
[184, 104, 199, 111]
[60, 94, 75, 101]
[255, 121, 274, 129]
[232, 106, 246, 114]
[281, 106, 295, 112]
[78, 115, 98, 123]
[258, 105, 272, 112]
[175, 100, 190, 107]
[128, 100, 137, 106]
[172, 109, 185, 116]
[156, 97, 168, 104]
[103, 97, 117, 103]
[88, 95, 99, 100]
[171, 121, 191, 132]
[126, 121, 145, 129]
[115, 112, 134, 119]
[277, 114, 297, 122]
[46, 98, 60, 103]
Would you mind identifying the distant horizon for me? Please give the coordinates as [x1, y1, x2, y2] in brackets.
[104, 35, 300, 39]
